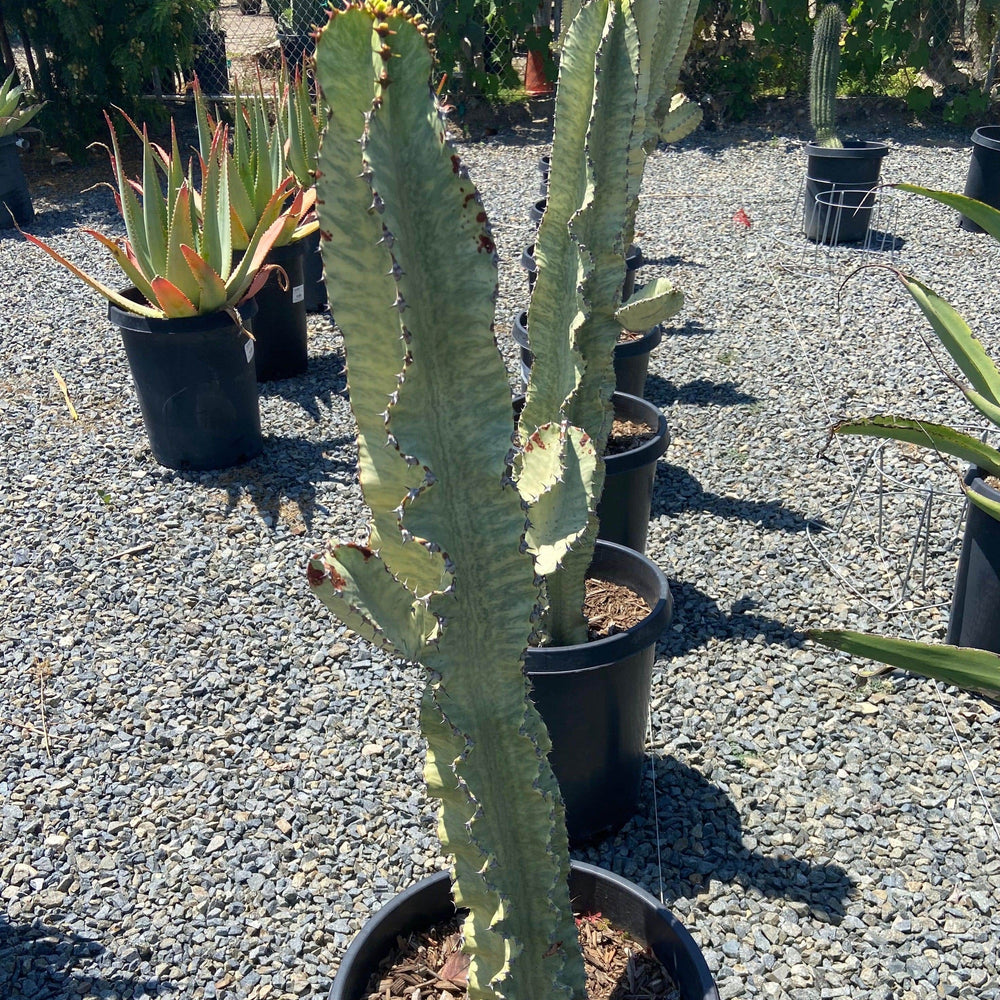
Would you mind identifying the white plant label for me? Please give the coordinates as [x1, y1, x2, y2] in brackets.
[292, 285, 305, 303]
[245, 340, 254, 363]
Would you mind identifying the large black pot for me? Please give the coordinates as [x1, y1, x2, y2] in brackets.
[246, 240, 309, 381]
[108, 293, 261, 470]
[300, 226, 328, 313]
[328, 862, 719, 1000]
[511, 303, 658, 399]
[0, 135, 33, 228]
[520, 242, 643, 299]
[193, 28, 229, 97]
[803, 140, 889, 244]
[960, 127, 1000, 233]
[946, 467, 1000, 652]
[527, 540, 672, 842]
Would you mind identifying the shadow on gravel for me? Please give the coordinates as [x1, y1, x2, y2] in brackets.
[588, 757, 856, 923]
[660, 319, 714, 338]
[658, 581, 803, 657]
[0, 916, 172, 999]
[639, 254, 708, 270]
[652, 463, 826, 533]
[258, 349, 348, 422]
[181, 432, 356, 533]
[645, 374, 757, 408]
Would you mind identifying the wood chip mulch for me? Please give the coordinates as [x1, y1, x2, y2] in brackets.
[362, 911, 681, 1000]
[604, 419, 654, 456]
[583, 578, 651, 639]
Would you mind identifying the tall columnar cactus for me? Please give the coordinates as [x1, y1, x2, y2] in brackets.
[810, 3, 844, 149]
[309, 5, 598, 999]
[519, 0, 700, 644]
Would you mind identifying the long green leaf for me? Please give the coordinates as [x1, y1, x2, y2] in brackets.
[897, 183, 1000, 242]
[898, 272, 1000, 408]
[835, 415, 1000, 478]
[810, 628, 1000, 698]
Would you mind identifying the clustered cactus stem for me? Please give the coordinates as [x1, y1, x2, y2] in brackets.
[309, 5, 602, 998]
[810, 3, 844, 149]
[519, 0, 700, 644]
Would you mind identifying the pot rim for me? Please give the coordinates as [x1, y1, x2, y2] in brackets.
[971, 126, 1000, 151]
[804, 140, 890, 159]
[966, 466, 1000, 504]
[510, 310, 662, 359]
[108, 286, 257, 334]
[525, 539, 672, 674]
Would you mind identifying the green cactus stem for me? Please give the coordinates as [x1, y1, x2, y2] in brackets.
[810, 4, 844, 149]
[311, 5, 598, 999]
[518, 0, 700, 644]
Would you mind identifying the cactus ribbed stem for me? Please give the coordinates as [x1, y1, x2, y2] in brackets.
[811, 3, 844, 149]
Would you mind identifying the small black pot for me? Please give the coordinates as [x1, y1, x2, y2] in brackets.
[193, 28, 229, 97]
[527, 540, 672, 842]
[108, 293, 262, 471]
[946, 467, 1000, 652]
[300, 226, 328, 313]
[803, 140, 889, 244]
[520, 241, 642, 299]
[246, 240, 309, 381]
[598, 392, 669, 553]
[960, 127, 1000, 233]
[0, 135, 34, 228]
[537, 153, 551, 196]
[328, 862, 719, 1000]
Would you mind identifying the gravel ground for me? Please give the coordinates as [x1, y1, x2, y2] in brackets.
[2, 104, 999, 1000]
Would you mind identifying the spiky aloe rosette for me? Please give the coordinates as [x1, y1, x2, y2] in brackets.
[520, 0, 700, 643]
[22, 112, 299, 318]
[308, 4, 599, 999]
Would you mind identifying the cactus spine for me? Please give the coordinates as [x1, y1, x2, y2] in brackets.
[310, 5, 597, 999]
[810, 3, 844, 149]
[519, 0, 700, 644]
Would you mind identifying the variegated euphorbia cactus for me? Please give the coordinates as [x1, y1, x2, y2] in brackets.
[308, 4, 597, 999]
[520, 0, 700, 643]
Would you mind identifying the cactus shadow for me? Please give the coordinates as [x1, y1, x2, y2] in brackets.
[661, 319, 715, 338]
[638, 254, 707, 270]
[0, 916, 174, 998]
[644, 374, 757, 408]
[257, 349, 348, 421]
[651, 463, 826, 533]
[577, 755, 856, 923]
[175, 432, 356, 533]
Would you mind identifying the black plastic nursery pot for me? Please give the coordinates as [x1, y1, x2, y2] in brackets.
[598, 392, 670, 554]
[0, 135, 34, 228]
[537, 153, 551, 196]
[278, 30, 316, 68]
[328, 862, 719, 1000]
[946, 468, 1000, 653]
[960, 127, 1000, 233]
[520, 241, 643, 299]
[527, 540, 673, 843]
[109, 293, 262, 471]
[300, 226, 328, 313]
[803, 141, 889, 244]
[247, 240, 309, 381]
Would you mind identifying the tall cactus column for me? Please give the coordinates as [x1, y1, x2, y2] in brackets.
[310, 6, 595, 1000]
[810, 3, 844, 149]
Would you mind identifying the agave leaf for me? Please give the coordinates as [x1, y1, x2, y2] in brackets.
[226, 211, 290, 301]
[139, 125, 168, 277]
[164, 182, 203, 307]
[149, 276, 199, 317]
[201, 124, 234, 280]
[835, 415, 1000, 478]
[810, 628, 1000, 698]
[897, 272, 1000, 408]
[103, 111, 152, 276]
[896, 183, 1000, 243]
[965, 387, 1000, 430]
[19, 229, 164, 318]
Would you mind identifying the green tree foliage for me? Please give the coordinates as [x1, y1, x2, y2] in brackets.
[3, 0, 214, 156]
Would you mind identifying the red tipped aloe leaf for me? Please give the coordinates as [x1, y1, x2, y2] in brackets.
[149, 276, 199, 317]
[81, 229, 157, 305]
[179, 244, 228, 314]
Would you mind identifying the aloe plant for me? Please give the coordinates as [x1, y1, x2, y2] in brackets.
[306, 5, 614, 998]
[277, 61, 327, 189]
[810, 4, 844, 149]
[520, 0, 700, 643]
[193, 77, 317, 251]
[21, 112, 300, 318]
[0, 70, 44, 139]
[811, 184, 1000, 696]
